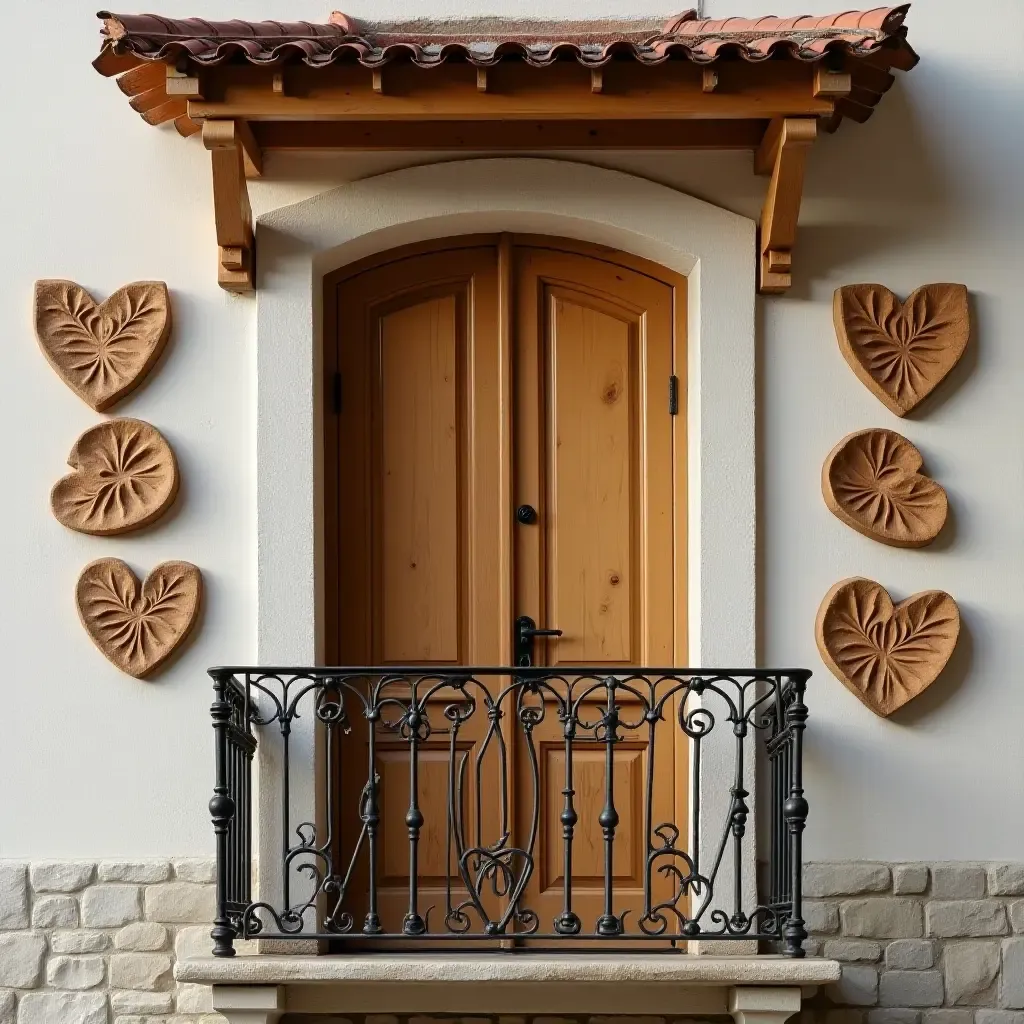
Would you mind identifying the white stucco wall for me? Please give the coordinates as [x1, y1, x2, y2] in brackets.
[0, 0, 1021, 861]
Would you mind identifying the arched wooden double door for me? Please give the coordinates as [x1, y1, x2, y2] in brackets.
[323, 234, 687, 944]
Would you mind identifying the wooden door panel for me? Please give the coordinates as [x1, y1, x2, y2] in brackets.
[378, 294, 461, 663]
[513, 245, 679, 937]
[547, 287, 638, 666]
[332, 246, 507, 939]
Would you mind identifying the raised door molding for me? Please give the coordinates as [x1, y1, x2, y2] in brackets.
[833, 283, 969, 416]
[815, 577, 960, 717]
[35, 279, 171, 410]
[76, 559, 202, 678]
[51, 419, 179, 535]
[821, 428, 947, 547]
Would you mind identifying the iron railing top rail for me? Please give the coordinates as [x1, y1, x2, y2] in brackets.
[212, 665, 812, 676]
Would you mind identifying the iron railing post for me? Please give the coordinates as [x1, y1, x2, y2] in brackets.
[782, 671, 809, 958]
[210, 670, 237, 957]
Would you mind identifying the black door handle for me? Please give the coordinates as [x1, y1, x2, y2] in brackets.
[514, 615, 562, 667]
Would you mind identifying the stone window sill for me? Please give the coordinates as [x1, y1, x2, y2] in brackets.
[177, 954, 841, 1022]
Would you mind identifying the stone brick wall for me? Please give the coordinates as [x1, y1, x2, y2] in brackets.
[0, 859, 224, 1024]
[803, 862, 1024, 1024]
[3, 857, 1024, 1024]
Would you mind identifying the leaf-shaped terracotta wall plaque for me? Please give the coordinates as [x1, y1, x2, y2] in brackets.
[51, 419, 179, 536]
[822, 428, 947, 547]
[35, 280, 171, 411]
[76, 559, 202, 678]
[815, 577, 960, 717]
[833, 283, 969, 416]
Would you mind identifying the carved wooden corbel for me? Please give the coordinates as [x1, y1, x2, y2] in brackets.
[755, 117, 817, 294]
[202, 119, 262, 292]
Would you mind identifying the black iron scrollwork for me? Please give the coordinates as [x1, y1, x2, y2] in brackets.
[207, 664, 810, 957]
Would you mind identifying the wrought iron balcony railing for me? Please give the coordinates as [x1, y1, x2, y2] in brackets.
[209, 666, 809, 957]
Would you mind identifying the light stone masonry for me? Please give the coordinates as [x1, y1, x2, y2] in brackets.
[50, 931, 110, 954]
[98, 860, 171, 884]
[2, 857, 1024, 1024]
[114, 921, 168, 951]
[31, 895, 78, 929]
[0, 859, 219, 1024]
[927, 903, 1008, 939]
[989, 870, 1024, 899]
[887, 942, 936, 970]
[943, 944, 1000, 1006]
[0, 933, 46, 989]
[0, 865, 28, 931]
[45, 956, 106, 991]
[29, 863, 94, 894]
[81, 885, 142, 928]
[1001, 940, 1024, 1009]
[870, 1010, 921, 1024]
[807, 862, 1024, 1024]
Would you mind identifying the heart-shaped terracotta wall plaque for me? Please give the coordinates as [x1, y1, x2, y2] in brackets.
[76, 559, 202, 678]
[35, 280, 171, 411]
[815, 577, 960, 717]
[833, 283, 969, 416]
[51, 419, 179, 536]
[822, 428, 947, 548]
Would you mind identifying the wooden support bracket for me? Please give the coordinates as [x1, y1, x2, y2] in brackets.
[755, 116, 817, 294]
[202, 120, 256, 292]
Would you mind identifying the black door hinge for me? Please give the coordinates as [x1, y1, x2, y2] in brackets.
[332, 371, 342, 414]
[668, 374, 679, 415]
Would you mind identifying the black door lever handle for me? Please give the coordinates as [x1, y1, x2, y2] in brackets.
[513, 615, 562, 666]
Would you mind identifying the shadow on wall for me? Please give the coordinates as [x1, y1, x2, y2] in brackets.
[788, 83, 950, 299]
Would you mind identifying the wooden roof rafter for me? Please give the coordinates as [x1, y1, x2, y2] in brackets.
[93, 6, 918, 293]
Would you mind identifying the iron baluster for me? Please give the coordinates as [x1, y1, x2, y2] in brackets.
[555, 703, 580, 935]
[404, 697, 426, 936]
[596, 678, 622, 937]
[209, 671, 237, 957]
[783, 672, 810, 958]
[363, 704, 382, 934]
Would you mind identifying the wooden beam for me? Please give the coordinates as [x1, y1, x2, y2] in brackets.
[252, 118, 769, 151]
[476, 68, 488, 93]
[756, 117, 817, 294]
[591, 69, 604, 94]
[187, 60, 833, 122]
[202, 120, 254, 292]
[702, 69, 719, 93]
[272, 72, 286, 96]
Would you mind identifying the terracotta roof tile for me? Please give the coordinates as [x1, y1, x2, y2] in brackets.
[95, 6, 916, 71]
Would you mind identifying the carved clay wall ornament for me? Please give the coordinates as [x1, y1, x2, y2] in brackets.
[35, 280, 170, 411]
[76, 559, 202, 678]
[51, 419, 179, 536]
[822, 428, 947, 548]
[833, 283, 969, 416]
[815, 577, 960, 717]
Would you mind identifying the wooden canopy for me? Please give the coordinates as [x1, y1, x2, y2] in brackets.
[93, 7, 918, 293]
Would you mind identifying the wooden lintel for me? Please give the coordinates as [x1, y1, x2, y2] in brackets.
[202, 120, 254, 292]
[251, 118, 769, 151]
[756, 116, 817, 294]
[702, 69, 719, 93]
[476, 68, 488, 93]
[186, 60, 833, 123]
